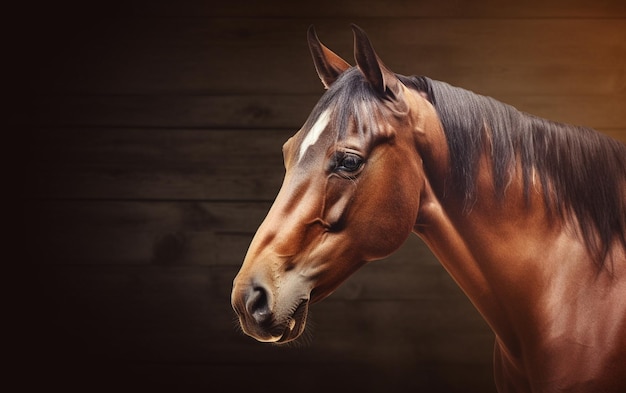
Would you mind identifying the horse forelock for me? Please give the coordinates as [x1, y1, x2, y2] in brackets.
[297, 68, 405, 155]
[416, 77, 626, 268]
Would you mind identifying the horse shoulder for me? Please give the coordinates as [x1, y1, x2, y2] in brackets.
[526, 245, 626, 392]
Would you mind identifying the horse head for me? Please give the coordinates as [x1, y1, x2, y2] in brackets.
[231, 25, 440, 343]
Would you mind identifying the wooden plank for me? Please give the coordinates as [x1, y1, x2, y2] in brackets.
[29, 123, 625, 202]
[27, 95, 320, 128]
[35, 261, 492, 325]
[36, 359, 496, 393]
[32, 197, 470, 302]
[36, 262, 485, 322]
[30, 128, 289, 200]
[28, 94, 626, 130]
[27, 18, 625, 95]
[32, 200, 269, 265]
[32, 199, 442, 270]
[36, 264, 493, 360]
[105, 362, 496, 393]
[33, 0, 626, 19]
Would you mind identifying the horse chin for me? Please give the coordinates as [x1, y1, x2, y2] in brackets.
[276, 299, 309, 344]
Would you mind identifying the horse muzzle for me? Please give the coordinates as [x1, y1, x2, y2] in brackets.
[231, 278, 310, 343]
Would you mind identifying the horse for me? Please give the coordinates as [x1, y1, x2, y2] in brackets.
[231, 25, 626, 392]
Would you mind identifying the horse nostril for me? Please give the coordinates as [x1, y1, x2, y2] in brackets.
[246, 286, 272, 325]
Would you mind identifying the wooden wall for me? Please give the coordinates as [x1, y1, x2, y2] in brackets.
[23, 1, 625, 392]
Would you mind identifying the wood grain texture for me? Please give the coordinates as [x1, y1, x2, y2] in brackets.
[114, 0, 626, 18]
[28, 124, 626, 203]
[27, 19, 626, 96]
[28, 95, 626, 130]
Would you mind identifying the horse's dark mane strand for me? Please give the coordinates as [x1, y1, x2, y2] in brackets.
[408, 76, 626, 268]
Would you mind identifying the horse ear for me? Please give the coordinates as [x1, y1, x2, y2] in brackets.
[307, 25, 351, 89]
[351, 24, 400, 98]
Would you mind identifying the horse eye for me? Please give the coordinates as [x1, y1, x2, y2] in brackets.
[336, 153, 363, 173]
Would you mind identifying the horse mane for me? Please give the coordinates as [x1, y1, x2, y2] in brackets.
[405, 76, 626, 268]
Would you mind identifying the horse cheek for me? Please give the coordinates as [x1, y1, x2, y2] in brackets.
[360, 177, 418, 261]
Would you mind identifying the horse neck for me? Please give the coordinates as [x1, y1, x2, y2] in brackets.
[415, 163, 530, 351]
[418, 144, 626, 356]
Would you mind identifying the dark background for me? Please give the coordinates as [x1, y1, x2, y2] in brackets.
[20, 1, 625, 392]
